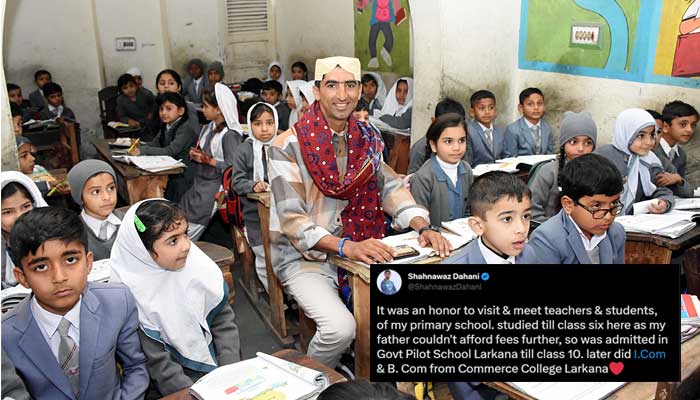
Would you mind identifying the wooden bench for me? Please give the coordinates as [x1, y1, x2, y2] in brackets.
[197, 241, 235, 304]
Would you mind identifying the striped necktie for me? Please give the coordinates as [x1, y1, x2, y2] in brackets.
[58, 318, 80, 397]
[531, 125, 541, 153]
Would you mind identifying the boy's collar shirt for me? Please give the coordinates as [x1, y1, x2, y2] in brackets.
[31, 295, 82, 362]
[478, 237, 515, 264]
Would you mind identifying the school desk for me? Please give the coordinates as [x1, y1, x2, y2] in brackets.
[624, 226, 700, 264]
[23, 121, 80, 168]
[92, 138, 184, 204]
[196, 241, 235, 304]
[383, 130, 411, 175]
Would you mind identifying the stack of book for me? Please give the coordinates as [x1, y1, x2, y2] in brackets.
[615, 209, 699, 239]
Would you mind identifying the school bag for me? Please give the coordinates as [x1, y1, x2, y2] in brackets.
[217, 165, 245, 229]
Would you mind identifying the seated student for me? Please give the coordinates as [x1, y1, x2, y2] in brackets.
[116, 73, 155, 129]
[37, 82, 76, 122]
[354, 101, 390, 162]
[443, 171, 531, 264]
[653, 101, 699, 198]
[375, 77, 413, 130]
[596, 108, 674, 215]
[285, 79, 307, 128]
[2, 207, 149, 399]
[232, 102, 278, 292]
[266, 61, 285, 93]
[410, 113, 473, 226]
[261, 80, 290, 132]
[207, 61, 225, 85]
[181, 84, 244, 241]
[2, 349, 31, 400]
[408, 97, 467, 174]
[1, 172, 48, 288]
[359, 72, 386, 112]
[504, 87, 553, 157]
[110, 199, 241, 398]
[67, 160, 123, 261]
[28, 69, 51, 109]
[466, 90, 505, 167]
[290, 61, 309, 81]
[127, 67, 154, 97]
[130, 92, 198, 202]
[529, 111, 597, 223]
[149, 69, 200, 136]
[183, 58, 210, 104]
[521, 154, 626, 264]
[15, 136, 57, 196]
[11, 102, 24, 135]
[8, 83, 31, 120]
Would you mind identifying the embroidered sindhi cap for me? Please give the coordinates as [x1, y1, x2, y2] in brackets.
[314, 57, 361, 81]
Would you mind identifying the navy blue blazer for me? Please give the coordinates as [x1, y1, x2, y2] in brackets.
[466, 120, 505, 167]
[503, 117, 553, 157]
[2, 282, 149, 400]
[441, 239, 523, 264]
[520, 209, 626, 264]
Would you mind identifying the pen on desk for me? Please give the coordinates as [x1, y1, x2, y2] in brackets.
[47, 179, 67, 196]
[127, 138, 140, 153]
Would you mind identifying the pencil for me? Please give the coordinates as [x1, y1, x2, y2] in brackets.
[127, 138, 140, 153]
[47, 179, 66, 196]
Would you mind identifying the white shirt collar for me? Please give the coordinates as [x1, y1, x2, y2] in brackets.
[567, 215, 607, 251]
[524, 118, 540, 129]
[478, 237, 515, 264]
[81, 210, 121, 237]
[659, 137, 679, 159]
[477, 121, 492, 132]
[193, 76, 203, 85]
[435, 155, 459, 186]
[48, 104, 63, 115]
[31, 294, 81, 340]
[166, 116, 182, 130]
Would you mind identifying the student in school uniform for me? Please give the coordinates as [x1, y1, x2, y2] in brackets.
[1, 171, 48, 288]
[359, 72, 386, 112]
[595, 108, 674, 215]
[503, 87, 553, 157]
[116, 73, 155, 129]
[653, 101, 700, 198]
[266, 61, 285, 94]
[181, 84, 245, 241]
[290, 61, 309, 81]
[261, 80, 290, 132]
[28, 69, 51, 109]
[232, 102, 278, 292]
[2, 207, 149, 399]
[15, 136, 69, 197]
[8, 83, 31, 121]
[110, 199, 241, 399]
[130, 92, 198, 202]
[408, 97, 468, 175]
[38, 82, 76, 122]
[375, 77, 413, 129]
[150, 69, 200, 136]
[285, 79, 307, 128]
[183, 58, 210, 104]
[126, 67, 154, 97]
[466, 90, 505, 167]
[207, 61, 225, 86]
[521, 154, 626, 264]
[67, 160, 123, 261]
[529, 111, 597, 223]
[410, 113, 474, 226]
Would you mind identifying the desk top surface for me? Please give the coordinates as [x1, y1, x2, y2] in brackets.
[626, 225, 700, 251]
[92, 138, 184, 179]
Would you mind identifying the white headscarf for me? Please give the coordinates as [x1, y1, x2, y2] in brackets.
[365, 72, 387, 104]
[378, 77, 413, 117]
[0, 171, 48, 208]
[612, 108, 662, 215]
[126, 67, 142, 77]
[299, 81, 316, 106]
[267, 61, 285, 93]
[246, 102, 279, 184]
[214, 82, 243, 134]
[109, 199, 225, 372]
[286, 80, 306, 128]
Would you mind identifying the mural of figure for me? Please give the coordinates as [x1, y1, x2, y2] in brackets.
[680, 0, 700, 34]
[357, 0, 406, 69]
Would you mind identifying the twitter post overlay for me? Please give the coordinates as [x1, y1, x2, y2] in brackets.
[370, 264, 679, 382]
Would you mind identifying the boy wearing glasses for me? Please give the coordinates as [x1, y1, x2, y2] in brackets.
[522, 154, 626, 264]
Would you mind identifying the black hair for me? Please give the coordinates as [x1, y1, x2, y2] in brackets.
[519, 87, 544, 104]
[34, 69, 51, 81]
[249, 102, 275, 123]
[317, 380, 413, 400]
[361, 73, 378, 85]
[155, 91, 188, 116]
[241, 78, 263, 95]
[661, 100, 699, 124]
[291, 61, 309, 80]
[558, 153, 623, 202]
[469, 171, 531, 219]
[155, 69, 183, 94]
[42, 82, 62, 97]
[261, 80, 283, 95]
[201, 90, 219, 108]
[469, 90, 496, 107]
[645, 109, 662, 120]
[424, 113, 467, 159]
[355, 101, 370, 113]
[7, 83, 20, 92]
[10, 102, 22, 118]
[117, 73, 136, 91]
[396, 79, 408, 90]
[135, 200, 187, 256]
[2, 182, 32, 207]
[9, 207, 88, 269]
[434, 97, 466, 119]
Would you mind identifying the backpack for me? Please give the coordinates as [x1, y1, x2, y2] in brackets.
[217, 166, 245, 229]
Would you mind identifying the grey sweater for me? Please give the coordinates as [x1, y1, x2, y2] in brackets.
[82, 209, 125, 261]
[528, 159, 562, 223]
[379, 107, 412, 130]
[231, 140, 265, 246]
[408, 136, 470, 175]
[409, 156, 473, 226]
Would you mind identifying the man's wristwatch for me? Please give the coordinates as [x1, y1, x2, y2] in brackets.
[418, 225, 441, 235]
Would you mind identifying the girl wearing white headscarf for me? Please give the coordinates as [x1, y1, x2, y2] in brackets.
[375, 77, 413, 129]
[361, 72, 387, 111]
[267, 61, 286, 96]
[285, 80, 308, 128]
[1, 172, 48, 287]
[180, 83, 245, 240]
[110, 199, 240, 397]
[595, 108, 674, 215]
[231, 102, 278, 292]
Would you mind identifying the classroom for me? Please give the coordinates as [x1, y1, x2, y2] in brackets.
[2, 0, 700, 399]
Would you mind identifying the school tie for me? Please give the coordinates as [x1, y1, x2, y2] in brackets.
[531, 125, 541, 153]
[58, 318, 80, 397]
[262, 145, 269, 183]
[98, 221, 109, 240]
[485, 128, 494, 152]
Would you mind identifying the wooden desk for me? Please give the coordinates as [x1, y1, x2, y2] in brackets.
[197, 241, 235, 304]
[92, 139, 184, 204]
[625, 226, 700, 264]
[384, 131, 411, 175]
[23, 121, 80, 168]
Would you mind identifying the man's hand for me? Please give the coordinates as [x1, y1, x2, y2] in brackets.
[418, 229, 452, 258]
[647, 199, 668, 214]
[253, 181, 268, 193]
[343, 239, 396, 264]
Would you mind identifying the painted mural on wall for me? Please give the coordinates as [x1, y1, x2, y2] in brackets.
[354, 0, 411, 76]
[519, 0, 700, 88]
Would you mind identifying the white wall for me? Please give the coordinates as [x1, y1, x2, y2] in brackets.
[1, 1, 17, 170]
[165, 0, 225, 74]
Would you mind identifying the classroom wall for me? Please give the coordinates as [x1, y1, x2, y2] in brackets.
[1, 1, 18, 171]
[165, 0, 225, 74]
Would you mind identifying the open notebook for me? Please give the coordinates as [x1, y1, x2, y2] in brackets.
[615, 209, 699, 238]
[112, 155, 186, 173]
[472, 154, 557, 176]
[189, 352, 329, 400]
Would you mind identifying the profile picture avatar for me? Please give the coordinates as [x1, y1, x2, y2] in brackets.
[377, 269, 402, 295]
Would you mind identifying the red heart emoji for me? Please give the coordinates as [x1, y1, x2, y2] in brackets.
[609, 361, 624, 375]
